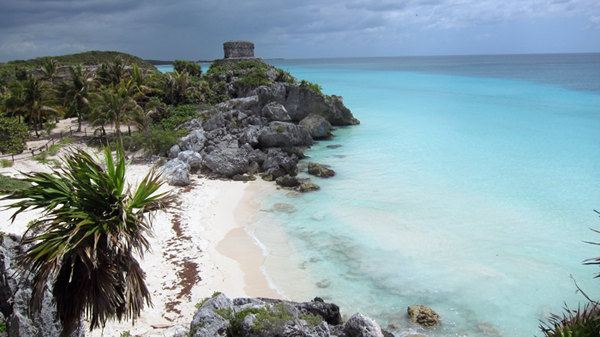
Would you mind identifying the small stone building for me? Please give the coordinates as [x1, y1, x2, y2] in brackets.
[215, 41, 263, 65]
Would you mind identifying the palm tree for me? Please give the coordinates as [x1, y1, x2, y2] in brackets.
[10, 74, 61, 137]
[97, 57, 128, 87]
[91, 86, 142, 146]
[40, 58, 60, 83]
[56, 65, 96, 131]
[3, 146, 175, 337]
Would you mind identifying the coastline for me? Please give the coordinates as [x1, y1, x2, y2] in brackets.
[0, 153, 282, 336]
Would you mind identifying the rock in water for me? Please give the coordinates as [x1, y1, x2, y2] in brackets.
[344, 313, 384, 337]
[299, 113, 332, 139]
[299, 182, 320, 192]
[308, 162, 335, 178]
[275, 174, 299, 187]
[407, 305, 441, 327]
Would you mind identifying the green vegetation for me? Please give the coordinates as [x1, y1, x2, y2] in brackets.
[300, 80, 323, 94]
[132, 127, 187, 156]
[0, 159, 14, 167]
[2, 147, 175, 336]
[276, 125, 285, 133]
[0, 112, 29, 155]
[214, 303, 322, 337]
[119, 331, 132, 337]
[58, 136, 72, 145]
[160, 104, 198, 130]
[0, 321, 6, 333]
[0, 174, 30, 193]
[195, 291, 222, 309]
[173, 60, 202, 77]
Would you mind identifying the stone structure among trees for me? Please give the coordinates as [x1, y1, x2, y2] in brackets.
[215, 41, 263, 65]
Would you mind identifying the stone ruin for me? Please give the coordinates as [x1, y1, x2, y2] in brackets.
[215, 40, 263, 66]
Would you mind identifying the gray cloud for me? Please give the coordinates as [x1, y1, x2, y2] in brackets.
[0, 0, 599, 62]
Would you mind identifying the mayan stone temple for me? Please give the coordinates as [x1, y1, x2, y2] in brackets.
[215, 40, 263, 65]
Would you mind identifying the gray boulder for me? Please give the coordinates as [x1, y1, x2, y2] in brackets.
[258, 122, 313, 148]
[275, 175, 299, 187]
[162, 159, 191, 186]
[189, 294, 233, 337]
[262, 148, 299, 177]
[168, 144, 181, 159]
[239, 126, 261, 146]
[179, 130, 206, 153]
[344, 313, 384, 337]
[203, 147, 249, 177]
[299, 114, 332, 139]
[284, 85, 360, 126]
[177, 150, 203, 169]
[202, 114, 226, 132]
[218, 96, 261, 114]
[257, 82, 287, 107]
[1, 236, 85, 337]
[262, 102, 291, 121]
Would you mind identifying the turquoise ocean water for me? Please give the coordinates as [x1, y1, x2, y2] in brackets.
[161, 55, 600, 336]
[252, 54, 600, 337]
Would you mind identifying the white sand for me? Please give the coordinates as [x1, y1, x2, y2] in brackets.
[0, 139, 283, 336]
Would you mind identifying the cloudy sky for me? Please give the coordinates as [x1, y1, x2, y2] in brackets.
[1, 0, 599, 62]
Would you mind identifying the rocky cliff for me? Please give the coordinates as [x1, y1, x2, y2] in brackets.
[163, 62, 360, 186]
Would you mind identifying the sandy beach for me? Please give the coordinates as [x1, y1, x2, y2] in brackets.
[0, 121, 284, 336]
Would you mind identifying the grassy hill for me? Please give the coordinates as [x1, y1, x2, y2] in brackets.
[0, 51, 158, 83]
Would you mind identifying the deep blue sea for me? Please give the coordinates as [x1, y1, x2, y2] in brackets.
[251, 54, 600, 337]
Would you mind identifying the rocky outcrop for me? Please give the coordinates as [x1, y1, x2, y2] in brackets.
[161, 58, 359, 186]
[0, 235, 85, 337]
[308, 162, 335, 178]
[190, 294, 390, 337]
[407, 305, 440, 327]
[300, 114, 332, 139]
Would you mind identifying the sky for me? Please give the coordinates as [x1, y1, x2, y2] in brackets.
[1, 0, 599, 62]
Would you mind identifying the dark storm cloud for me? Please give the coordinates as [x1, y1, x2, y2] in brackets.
[0, 0, 599, 62]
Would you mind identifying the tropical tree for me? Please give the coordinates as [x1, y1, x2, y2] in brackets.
[0, 112, 29, 154]
[91, 86, 142, 146]
[160, 70, 190, 106]
[40, 58, 60, 83]
[97, 57, 128, 87]
[10, 74, 61, 137]
[56, 65, 96, 131]
[2, 146, 175, 337]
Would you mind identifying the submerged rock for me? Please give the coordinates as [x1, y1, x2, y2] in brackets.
[407, 305, 441, 327]
[308, 162, 335, 178]
[299, 182, 320, 192]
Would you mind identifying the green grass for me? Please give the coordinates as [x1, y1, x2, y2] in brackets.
[0, 174, 31, 193]
[0, 159, 13, 168]
[47, 144, 61, 156]
[58, 137, 73, 145]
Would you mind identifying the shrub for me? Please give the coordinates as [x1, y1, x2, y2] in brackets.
[540, 302, 600, 336]
[45, 122, 56, 135]
[276, 125, 285, 133]
[33, 151, 49, 162]
[0, 174, 31, 193]
[160, 105, 199, 130]
[132, 128, 187, 156]
[237, 68, 270, 88]
[0, 159, 13, 168]
[300, 80, 323, 94]
[0, 321, 6, 333]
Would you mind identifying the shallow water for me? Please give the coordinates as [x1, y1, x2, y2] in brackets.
[245, 54, 600, 336]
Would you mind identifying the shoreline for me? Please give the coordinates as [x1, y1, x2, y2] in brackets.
[0, 152, 283, 335]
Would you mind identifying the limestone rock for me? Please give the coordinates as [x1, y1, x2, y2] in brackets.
[308, 162, 335, 178]
[262, 148, 299, 177]
[344, 313, 384, 337]
[258, 122, 313, 148]
[203, 147, 249, 178]
[407, 305, 440, 327]
[179, 130, 206, 153]
[262, 102, 291, 121]
[162, 159, 191, 186]
[275, 174, 299, 187]
[168, 144, 181, 159]
[177, 150, 202, 169]
[299, 113, 332, 139]
[189, 294, 233, 337]
[299, 182, 320, 192]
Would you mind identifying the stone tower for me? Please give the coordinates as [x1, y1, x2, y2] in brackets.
[215, 41, 263, 65]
